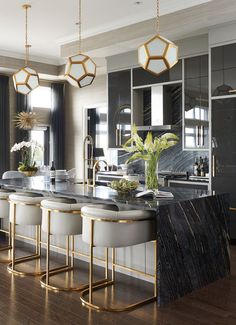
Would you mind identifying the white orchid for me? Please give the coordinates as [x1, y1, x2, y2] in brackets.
[10, 140, 43, 172]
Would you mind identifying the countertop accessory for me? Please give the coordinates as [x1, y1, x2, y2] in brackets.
[123, 124, 178, 190]
[109, 179, 139, 193]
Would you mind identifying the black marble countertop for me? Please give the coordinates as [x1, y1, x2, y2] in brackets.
[0, 175, 230, 306]
[0, 176, 210, 208]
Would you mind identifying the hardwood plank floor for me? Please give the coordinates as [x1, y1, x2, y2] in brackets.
[0, 237, 235, 325]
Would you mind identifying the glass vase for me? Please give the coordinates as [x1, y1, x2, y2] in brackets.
[145, 156, 158, 190]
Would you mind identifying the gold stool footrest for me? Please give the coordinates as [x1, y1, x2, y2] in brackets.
[7, 253, 45, 276]
[40, 264, 109, 292]
[80, 280, 157, 312]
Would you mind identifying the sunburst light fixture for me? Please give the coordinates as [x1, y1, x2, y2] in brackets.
[138, 0, 178, 76]
[14, 111, 39, 130]
[13, 4, 39, 95]
[65, 0, 96, 88]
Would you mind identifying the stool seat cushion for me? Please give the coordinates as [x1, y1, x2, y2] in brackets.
[41, 200, 86, 236]
[0, 189, 15, 219]
[81, 206, 157, 248]
[9, 193, 44, 226]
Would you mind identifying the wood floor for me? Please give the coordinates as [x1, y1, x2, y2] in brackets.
[0, 238, 235, 325]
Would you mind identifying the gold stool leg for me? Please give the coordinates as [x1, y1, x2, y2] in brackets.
[0, 221, 12, 263]
[89, 219, 94, 304]
[8, 203, 44, 276]
[40, 212, 101, 292]
[80, 240, 158, 312]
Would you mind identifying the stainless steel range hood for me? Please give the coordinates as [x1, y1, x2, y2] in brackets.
[136, 84, 181, 132]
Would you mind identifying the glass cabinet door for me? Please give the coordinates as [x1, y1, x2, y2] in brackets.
[184, 55, 209, 150]
[211, 43, 236, 97]
[108, 70, 131, 148]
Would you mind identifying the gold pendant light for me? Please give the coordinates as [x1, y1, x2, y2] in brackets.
[65, 0, 96, 88]
[138, 0, 178, 76]
[13, 4, 39, 95]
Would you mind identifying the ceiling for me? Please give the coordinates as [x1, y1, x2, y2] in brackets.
[0, 0, 213, 65]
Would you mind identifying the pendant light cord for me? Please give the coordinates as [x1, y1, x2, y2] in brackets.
[23, 4, 31, 66]
[78, 0, 82, 54]
[156, 0, 160, 34]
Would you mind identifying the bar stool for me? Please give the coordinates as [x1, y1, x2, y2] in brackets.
[80, 205, 157, 312]
[7, 192, 44, 276]
[0, 189, 15, 262]
[40, 200, 118, 292]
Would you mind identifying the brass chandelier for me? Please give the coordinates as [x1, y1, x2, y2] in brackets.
[138, 0, 178, 76]
[65, 0, 96, 88]
[13, 4, 39, 95]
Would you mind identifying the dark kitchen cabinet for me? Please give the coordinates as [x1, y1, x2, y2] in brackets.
[211, 43, 236, 96]
[108, 70, 131, 148]
[184, 55, 209, 150]
[212, 98, 236, 239]
[132, 60, 182, 87]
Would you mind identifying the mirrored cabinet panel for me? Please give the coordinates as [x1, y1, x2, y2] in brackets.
[108, 70, 131, 148]
[184, 55, 209, 150]
[211, 43, 236, 97]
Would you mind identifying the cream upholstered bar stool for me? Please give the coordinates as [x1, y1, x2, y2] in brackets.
[7, 192, 45, 276]
[80, 205, 157, 312]
[0, 171, 25, 262]
[40, 199, 118, 292]
[0, 189, 15, 262]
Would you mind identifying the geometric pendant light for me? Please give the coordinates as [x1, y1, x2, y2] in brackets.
[138, 0, 178, 76]
[13, 4, 39, 95]
[65, 0, 96, 88]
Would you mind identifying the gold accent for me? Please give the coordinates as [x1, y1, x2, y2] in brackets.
[212, 155, 216, 177]
[230, 207, 236, 211]
[83, 135, 94, 185]
[7, 202, 44, 276]
[0, 221, 12, 263]
[92, 160, 108, 187]
[65, 0, 96, 88]
[39, 208, 107, 292]
[13, 3, 39, 94]
[138, 0, 178, 76]
[81, 213, 155, 223]
[80, 215, 158, 312]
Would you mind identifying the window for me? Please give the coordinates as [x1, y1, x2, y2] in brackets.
[31, 86, 51, 108]
[30, 86, 52, 166]
[31, 130, 44, 166]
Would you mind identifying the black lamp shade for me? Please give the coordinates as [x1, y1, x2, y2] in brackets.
[93, 147, 104, 158]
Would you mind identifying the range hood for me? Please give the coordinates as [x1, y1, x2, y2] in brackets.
[136, 84, 181, 132]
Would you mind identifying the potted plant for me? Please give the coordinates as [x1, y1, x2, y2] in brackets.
[11, 140, 42, 177]
[123, 125, 179, 190]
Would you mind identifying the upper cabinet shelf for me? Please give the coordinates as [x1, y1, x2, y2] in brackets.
[211, 43, 236, 97]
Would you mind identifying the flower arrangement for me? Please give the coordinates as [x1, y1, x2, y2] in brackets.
[11, 140, 42, 174]
[123, 125, 179, 190]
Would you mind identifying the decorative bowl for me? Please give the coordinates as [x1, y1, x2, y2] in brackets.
[109, 179, 139, 193]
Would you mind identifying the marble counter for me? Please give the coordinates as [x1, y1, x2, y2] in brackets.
[0, 176, 230, 306]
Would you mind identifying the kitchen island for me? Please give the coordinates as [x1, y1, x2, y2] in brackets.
[0, 176, 230, 306]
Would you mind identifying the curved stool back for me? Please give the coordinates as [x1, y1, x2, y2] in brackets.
[0, 189, 15, 263]
[2, 171, 25, 179]
[40, 197, 83, 291]
[80, 205, 157, 312]
[8, 192, 44, 276]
